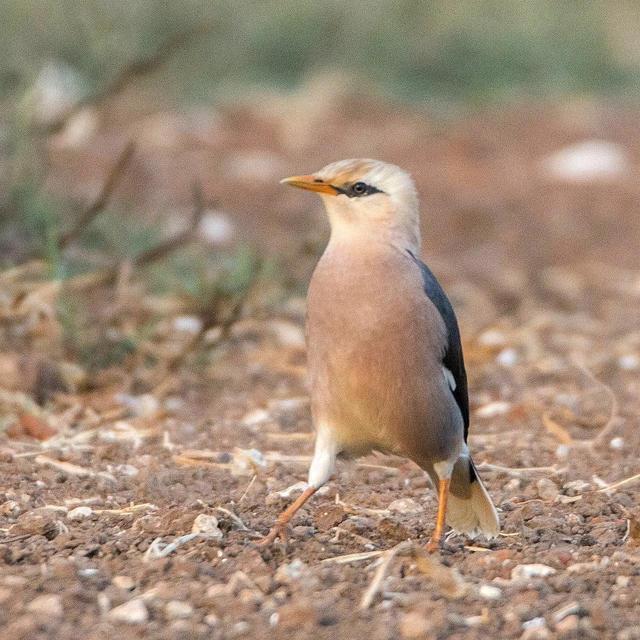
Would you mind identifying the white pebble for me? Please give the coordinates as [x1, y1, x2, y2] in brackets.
[274, 558, 308, 583]
[511, 564, 556, 580]
[496, 348, 518, 367]
[165, 600, 193, 619]
[618, 354, 639, 370]
[67, 506, 92, 521]
[478, 329, 507, 347]
[205, 614, 220, 626]
[173, 315, 203, 334]
[521, 616, 550, 639]
[609, 437, 625, 450]
[108, 598, 148, 624]
[478, 584, 503, 600]
[241, 408, 271, 427]
[115, 393, 159, 418]
[27, 594, 63, 618]
[388, 498, 422, 515]
[191, 514, 223, 540]
[476, 401, 511, 418]
[616, 575, 630, 588]
[536, 478, 559, 501]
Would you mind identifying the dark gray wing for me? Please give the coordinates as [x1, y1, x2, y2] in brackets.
[407, 250, 470, 441]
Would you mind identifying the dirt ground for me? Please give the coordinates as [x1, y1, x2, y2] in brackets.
[1, 89, 640, 639]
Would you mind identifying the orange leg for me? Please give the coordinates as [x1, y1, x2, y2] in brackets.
[257, 486, 317, 546]
[425, 478, 450, 553]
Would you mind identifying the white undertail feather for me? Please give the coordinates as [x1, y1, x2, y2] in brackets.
[446, 471, 500, 538]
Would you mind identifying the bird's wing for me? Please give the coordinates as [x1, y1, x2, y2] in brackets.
[407, 250, 470, 441]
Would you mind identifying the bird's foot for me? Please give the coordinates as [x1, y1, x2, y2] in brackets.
[257, 521, 291, 547]
[424, 537, 442, 554]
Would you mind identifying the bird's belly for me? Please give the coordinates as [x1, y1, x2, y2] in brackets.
[308, 326, 462, 463]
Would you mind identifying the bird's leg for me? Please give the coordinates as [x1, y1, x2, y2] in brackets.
[258, 424, 337, 547]
[257, 486, 317, 546]
[426, 478, 450, 553]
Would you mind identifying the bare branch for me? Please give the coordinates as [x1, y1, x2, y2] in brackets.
[44, 24, 215, 134]
[58, 141, 136, 250]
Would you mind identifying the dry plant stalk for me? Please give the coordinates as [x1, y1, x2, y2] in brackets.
[57, 141, 136, 250]
[43, 25, 215, 135]
[359, 542, 467, 609]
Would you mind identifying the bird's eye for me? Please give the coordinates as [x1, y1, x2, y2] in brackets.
[352, 181, 367, 195]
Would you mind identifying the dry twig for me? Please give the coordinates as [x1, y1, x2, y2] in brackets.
[57, 141, 136, 250]
[44, 26, 215, 134]
[360, 541, 411, 609]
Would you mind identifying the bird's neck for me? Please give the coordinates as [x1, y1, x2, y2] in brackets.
[327, 214, 421, 256]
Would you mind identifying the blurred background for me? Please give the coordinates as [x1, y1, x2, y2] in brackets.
[2, 0, 639, 418]
[2, 3, 640, 638]
[1, 0, 639, 420]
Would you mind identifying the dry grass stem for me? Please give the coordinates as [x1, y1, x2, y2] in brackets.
[360, 542, 411, 609]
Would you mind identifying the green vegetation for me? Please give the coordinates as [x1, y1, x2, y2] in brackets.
[1, 1, 639, 105]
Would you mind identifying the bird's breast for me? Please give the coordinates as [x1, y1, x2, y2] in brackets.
[305, 243, 458, 460]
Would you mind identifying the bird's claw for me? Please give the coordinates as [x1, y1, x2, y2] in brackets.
[257, 522, 291, 547]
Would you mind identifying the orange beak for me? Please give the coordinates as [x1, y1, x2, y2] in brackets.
[280, 175, 339, 195]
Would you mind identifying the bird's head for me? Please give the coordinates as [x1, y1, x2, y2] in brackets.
[281, 159, 420, 250]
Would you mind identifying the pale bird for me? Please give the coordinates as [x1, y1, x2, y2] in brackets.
[259, 159, 499, 551]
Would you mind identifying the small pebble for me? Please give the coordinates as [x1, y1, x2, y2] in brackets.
[552, 601, 581, 622]
[173, 315, 203, 334]
[204, 614, 220, 626]
[165, 600, 193, 619]
[192, 514, 223, 540]
[522, 617, 549, 639]
[536, 478, 559, 501]
[478, 329, 507, 347]
[112, 575, 135, 591]
[476, 401, 511, 418]
[511, 564, 556, 580]
[388, 498, 421, 515]
[0, 500, 21, 517]
[610, 437, 625, 450]
[27, 594, 63, 618]
[563, 480, 590, 495]
[230, 620, 251, 637]
[108, 598, 148, 624]
[555, 615, 579, 637]
[67, 506, 92, 521]
[274, 559, 308, 583]
[478, 584, 503, 600]
[241, 408, 271, 427]
[496, 348, 518, 367]
[618, 354, 639, 370]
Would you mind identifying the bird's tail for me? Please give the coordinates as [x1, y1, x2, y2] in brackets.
[444, 457, 500, 538]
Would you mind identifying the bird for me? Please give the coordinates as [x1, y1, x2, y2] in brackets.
[259, 159, 499, 551]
